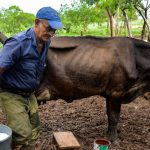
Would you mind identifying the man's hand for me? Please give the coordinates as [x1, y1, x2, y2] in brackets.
[0, 68, 6, 74]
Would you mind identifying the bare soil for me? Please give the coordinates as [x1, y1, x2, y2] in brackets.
[0, 95, 150, 150]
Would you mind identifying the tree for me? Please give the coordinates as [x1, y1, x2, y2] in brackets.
[81, 0, 119, 37]
[119, 0, 132, 37]
[0, 6, 35, 35]
[132, 0, 150, 41]
[60, 1, 100, 35]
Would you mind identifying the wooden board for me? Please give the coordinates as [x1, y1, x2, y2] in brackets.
[53, 131, 81, 149]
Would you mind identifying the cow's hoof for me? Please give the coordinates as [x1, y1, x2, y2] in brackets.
[109, 135, 118, 142]
[144, 92, 150, 100]
[107, 130, 118, 142]
[37, 100, 46, 105]
[111, 138, 120, 145]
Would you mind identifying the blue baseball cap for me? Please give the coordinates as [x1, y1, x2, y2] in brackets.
[36, 6, 64, 29]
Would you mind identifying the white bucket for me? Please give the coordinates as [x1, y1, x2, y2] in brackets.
[0, 124, 12, 150]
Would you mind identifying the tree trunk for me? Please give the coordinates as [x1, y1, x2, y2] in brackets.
[148, 31, 150, 42]
[107, 9, 116, 37]
[122, 10, 132, 37]
[80, 30, 83, 36]
[141, 10, 147, 40]
[134, 5, 150, 41]
[0, 32, 8, 44]
[141, 21, 147, 40]
[107, 21, 110, 34]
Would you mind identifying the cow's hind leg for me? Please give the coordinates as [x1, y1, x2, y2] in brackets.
[106, 98, 121, 142]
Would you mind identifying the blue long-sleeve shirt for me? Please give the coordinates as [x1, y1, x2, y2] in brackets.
[0, 28, 50, 92]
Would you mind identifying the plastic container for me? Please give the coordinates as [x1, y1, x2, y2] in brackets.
[94, 139, 111, 150]
[0, 124, 12, 150]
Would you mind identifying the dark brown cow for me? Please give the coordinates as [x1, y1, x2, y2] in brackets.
[0, 33, 150, 141]
[36, 36, 150, 141]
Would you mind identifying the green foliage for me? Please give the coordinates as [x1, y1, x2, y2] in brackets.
[118, 0, 137, 20]
[0, 6, 35, 36]
[100, 0, 119, 14]
[0, 2, 147, 39]
[59, 0, 105, 35]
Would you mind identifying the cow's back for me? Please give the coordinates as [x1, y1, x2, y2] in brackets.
[45, 37, 139, 100]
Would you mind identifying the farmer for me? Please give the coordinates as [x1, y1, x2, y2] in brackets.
[0, 6, 63, 150]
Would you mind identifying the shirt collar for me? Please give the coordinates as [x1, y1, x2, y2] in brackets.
[31, 27, 37, 47]
[26, 27, 50, 48]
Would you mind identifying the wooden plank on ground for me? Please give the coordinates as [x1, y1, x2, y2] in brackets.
[53, 131, 81, 149]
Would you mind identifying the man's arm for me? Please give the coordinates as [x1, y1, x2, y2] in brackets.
[0, 38, 21, 71]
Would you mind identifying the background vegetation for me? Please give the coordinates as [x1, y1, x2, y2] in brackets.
[0, 0, 150, 48]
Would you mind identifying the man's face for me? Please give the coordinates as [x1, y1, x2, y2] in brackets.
[35, 19, 56, 43]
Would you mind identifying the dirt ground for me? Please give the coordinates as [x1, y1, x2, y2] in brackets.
[0, 95, 150, 150]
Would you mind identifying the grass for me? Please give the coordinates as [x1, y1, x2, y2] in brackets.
[58, 19, 148, 38]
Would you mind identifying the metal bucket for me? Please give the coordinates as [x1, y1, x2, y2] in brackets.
[94, 139, 111, 150]
[0, 124, 12, 150]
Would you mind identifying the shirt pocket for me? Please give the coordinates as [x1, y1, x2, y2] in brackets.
[22, 62, 36, 70]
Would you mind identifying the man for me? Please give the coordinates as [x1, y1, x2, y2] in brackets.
[0, 6, 63, 150]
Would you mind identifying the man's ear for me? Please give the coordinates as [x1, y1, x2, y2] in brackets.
[35, 19, 40, 26]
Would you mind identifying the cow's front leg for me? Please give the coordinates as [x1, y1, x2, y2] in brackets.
[106, 98, 121, 142]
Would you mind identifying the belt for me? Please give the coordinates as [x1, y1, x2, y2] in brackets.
[12, 90, 34, 97]
[0, 87, 35, 98]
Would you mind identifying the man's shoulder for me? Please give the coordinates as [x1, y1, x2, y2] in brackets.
[14, 28, 33, 42]
[4, 28, 33, 46]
